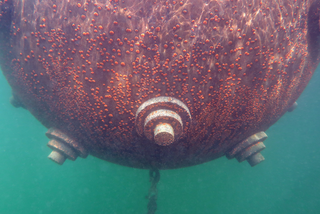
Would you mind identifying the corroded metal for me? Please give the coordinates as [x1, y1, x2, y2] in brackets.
[0, 0, 319, 169]
[47, 139, 77, 165]
[154, 123, 175, 146]
[144, 109, 183, 145]
[235, 142, 266, 162]
[226, 132, 267, 159]
[136, 97, 191, 146]
[226, 132, 268, 167]
[136, 96, 191, 139]
[46, 128, 88, 165]
[46, 128, 88, 158]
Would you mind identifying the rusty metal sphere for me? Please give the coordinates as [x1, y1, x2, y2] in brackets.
[0, 0, 319, 169]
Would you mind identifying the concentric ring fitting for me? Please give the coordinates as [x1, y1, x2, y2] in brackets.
[45, 128, 88, 165]
[226, 131, 268, 167]
[135, 96, 191, 146]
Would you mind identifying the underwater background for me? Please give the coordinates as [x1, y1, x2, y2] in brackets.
[0, 66, 319, 214]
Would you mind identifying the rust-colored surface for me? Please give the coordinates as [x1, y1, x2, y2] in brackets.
[0, 0, 319, 169]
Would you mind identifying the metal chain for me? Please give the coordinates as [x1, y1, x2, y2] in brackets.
[146, 168, 160, 214]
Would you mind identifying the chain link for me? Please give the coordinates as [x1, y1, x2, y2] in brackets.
[146, 168, 160, 214]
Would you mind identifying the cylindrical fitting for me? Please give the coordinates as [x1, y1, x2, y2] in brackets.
[135, 96, 191, 146]
[48, 150, 67, 165]
[236, 141, 266, 162]
[154, 123, 175, 146]
[226, 131, 268, 167]
[144, 109, 183, 146]
[45, 128, 88, 165]
[47, 138, 77, 165]
[247, 152, 265, 167]
[46, 128, 88, 158]
[226, 131, 267, 159]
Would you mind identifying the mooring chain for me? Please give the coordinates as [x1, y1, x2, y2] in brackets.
[146, 168, 160, 214]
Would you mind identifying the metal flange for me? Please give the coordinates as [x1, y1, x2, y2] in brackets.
[47, 139, 77, 165]
[235, 141, 266, 162]
[226, 131, 268, 167]
[46, 128, 88, 165]
[46, 128, 88, 158]
[226, 131, 267, 159]
[135, 96, 191, 146]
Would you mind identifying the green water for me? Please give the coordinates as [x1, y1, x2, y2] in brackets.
[0, 67, 319, 214]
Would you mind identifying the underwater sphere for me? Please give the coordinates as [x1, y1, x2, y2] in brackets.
[0, 0, 319, 169]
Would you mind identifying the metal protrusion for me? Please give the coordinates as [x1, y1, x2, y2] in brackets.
[135, 96, 191, 145]
[48, 150, 67, 165]
[144, 109, 182, 145]
[10, 96, 20, 108]
[247, 152, 265, 167]
[47, 139, 77, 165]
[154, 123, 174, 146]
[46, 128, 88, 158]
[236, 141, 266, 162]
[287, 101, 298, 112]
[226, 131, 267, 159]
[10, 94, 26, 109]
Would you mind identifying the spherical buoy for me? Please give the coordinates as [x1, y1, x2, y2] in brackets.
[0, 0, 318, 169]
